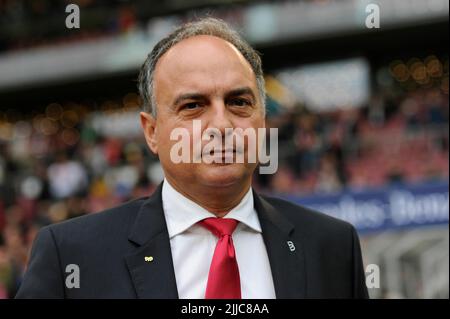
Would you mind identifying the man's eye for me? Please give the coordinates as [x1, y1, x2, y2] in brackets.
[182, 102, 202, 110]
[229, 98, 251, 107]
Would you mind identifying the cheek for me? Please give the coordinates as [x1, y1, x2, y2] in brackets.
[234, 117, 265, 138]
[156, 118, 190, 143]
[233, 112, 264, 128]
[156, 122, 195, 161]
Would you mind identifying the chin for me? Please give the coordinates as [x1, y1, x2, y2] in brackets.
[200, 164, 248, 187]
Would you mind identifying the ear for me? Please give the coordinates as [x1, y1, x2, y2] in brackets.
[140, 111, 158, 155]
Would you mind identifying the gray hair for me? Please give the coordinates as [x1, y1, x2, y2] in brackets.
[138, 17, 266, 117]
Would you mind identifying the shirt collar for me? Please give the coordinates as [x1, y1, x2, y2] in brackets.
[162, 178, 262, 239]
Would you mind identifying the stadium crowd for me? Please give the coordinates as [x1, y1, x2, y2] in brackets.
[0, 83, 448, 297]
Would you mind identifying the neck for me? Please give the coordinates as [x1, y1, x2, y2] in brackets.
[164, 176, 252, 217]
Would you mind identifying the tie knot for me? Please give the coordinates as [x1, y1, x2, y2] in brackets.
[198, 217, 239, 238]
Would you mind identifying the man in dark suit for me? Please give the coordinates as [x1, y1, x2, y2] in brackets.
[16, 18, 368, 299]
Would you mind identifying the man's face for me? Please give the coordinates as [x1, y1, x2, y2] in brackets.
[141, 35, 265, 189]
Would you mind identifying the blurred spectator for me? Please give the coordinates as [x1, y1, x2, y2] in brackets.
[0, 84, 448, 298]
[47, 151, 88, 199]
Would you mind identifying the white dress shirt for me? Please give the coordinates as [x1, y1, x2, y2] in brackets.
[162, 178, 276, 299]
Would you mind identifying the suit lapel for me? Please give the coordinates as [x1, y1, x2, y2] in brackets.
[123, 182, 306, 299]
[125, 182, 179, 299]
[254, 192, 306, 298]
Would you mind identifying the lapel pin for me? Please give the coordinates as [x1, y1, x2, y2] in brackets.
[144, 256, 154, 262]
[287, 241, 296, 252]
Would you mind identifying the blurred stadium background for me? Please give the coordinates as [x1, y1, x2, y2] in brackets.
[0, 0, 448, 299]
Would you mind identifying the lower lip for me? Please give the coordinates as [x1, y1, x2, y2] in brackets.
[217, 151, 234, 156]
[203, 151, 235, 160]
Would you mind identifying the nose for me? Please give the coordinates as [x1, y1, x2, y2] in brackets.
[204, 98, 233, 140]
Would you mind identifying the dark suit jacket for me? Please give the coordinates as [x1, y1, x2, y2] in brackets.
[16, 182, 369, 298]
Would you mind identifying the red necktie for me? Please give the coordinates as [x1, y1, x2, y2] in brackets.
[198, 217, 241, 299]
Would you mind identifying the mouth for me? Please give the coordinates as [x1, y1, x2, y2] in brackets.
[205, 151, 235, 159]
[202, 148, 237, 156]
[220, 149, 236, 154]
[200, 148, 240, 165]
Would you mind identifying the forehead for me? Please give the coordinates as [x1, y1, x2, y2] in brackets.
[153, 35, 257, 97]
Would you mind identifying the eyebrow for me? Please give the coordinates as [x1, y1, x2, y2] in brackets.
[225, 87, 256, 102]
[172, 86, 256, 107]
[172, 93, 207, 107]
